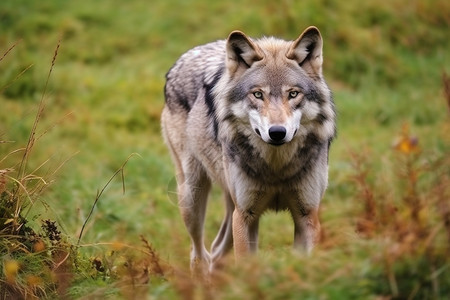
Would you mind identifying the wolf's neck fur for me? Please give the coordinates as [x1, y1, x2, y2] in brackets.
[246, 132, 302, 170]
[222, 125, 324, 186]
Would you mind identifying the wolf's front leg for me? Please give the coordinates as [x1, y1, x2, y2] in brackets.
[291, 207, 321, 254]
[232, 209, 260, 259]
[225, 162, 264, 260]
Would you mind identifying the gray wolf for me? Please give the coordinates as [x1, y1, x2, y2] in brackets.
[161, 26, 336, 275]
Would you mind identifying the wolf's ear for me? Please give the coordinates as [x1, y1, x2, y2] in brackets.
[287, 26, 323, 77]
[226, 31, 263, 75]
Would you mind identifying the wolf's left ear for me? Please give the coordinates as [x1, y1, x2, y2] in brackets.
[287, 26, 323, 77]
[226, 31, 263, 76]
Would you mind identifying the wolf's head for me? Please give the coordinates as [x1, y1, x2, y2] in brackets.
[216, 26, 335, 147]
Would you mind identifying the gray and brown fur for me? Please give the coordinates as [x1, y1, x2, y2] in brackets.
[161, 26, 336, 275]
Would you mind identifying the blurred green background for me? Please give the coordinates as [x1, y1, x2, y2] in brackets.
[1, 0, 449, 298]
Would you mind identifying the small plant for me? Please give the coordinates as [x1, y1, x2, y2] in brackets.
[352, 123, 450, 298]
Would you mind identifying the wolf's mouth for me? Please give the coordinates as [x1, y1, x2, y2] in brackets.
[269, 141, 286, 146]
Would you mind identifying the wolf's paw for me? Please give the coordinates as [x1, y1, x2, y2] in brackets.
[190, 255, 211, 280]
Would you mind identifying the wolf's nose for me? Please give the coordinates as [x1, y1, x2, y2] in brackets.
[268, 126, 286, 141]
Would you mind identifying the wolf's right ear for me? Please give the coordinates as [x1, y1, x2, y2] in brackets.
[226, 31, 263, 75]
[287, 26, 323, 78]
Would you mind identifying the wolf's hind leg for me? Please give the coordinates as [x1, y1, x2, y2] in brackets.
[178, 159, 211, 276]
[210, 192, 234, 270]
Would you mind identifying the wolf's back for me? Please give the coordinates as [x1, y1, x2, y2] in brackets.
[164, 40, 226, 112]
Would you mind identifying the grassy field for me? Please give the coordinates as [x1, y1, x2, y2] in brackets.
[1, 0, 449, 298]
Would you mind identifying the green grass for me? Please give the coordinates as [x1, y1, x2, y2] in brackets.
[1, 0, 449, 298]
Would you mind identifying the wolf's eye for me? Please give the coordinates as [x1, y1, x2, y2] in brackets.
[253, 91, 263, 100]
[288, 91, 299, 99]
